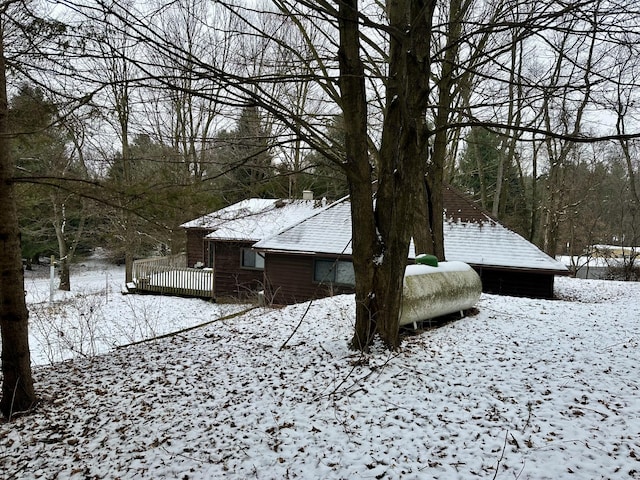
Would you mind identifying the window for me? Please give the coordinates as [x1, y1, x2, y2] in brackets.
[241, 248, 265, 270]
[314, 259, 355, 286]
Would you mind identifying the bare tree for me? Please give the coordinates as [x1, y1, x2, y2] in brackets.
[540, 16, 599, 257]
[610, 42, 640, 222]
[88, 1, 141, 282]
[4, 1, 640, 406]
[144, 0, 232, 183]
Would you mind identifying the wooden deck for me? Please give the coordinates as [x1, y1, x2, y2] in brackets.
[132, 254, 215, 298]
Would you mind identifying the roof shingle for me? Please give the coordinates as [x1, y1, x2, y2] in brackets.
[254, 189, 567, 273]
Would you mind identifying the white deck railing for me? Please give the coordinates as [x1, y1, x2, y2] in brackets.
[132, 254, 215, 298]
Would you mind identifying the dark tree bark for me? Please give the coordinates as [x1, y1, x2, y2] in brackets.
[427, 0, 463, 262]
[0, 26, 37, 418]
[338, 0, 377, 350]
[341, 0, 437, 350]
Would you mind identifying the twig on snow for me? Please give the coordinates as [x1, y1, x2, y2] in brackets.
[279, 299, 315, 351]
[493, 430, 509, 480]
[117, 306, 258, 348]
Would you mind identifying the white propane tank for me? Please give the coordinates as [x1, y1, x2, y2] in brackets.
[399, 261, 482, 327]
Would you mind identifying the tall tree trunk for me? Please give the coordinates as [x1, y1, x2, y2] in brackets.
[52, 197, 71, 290]
[428, 0, 462, 261]
[0, 28, 36, 418]
[492, 150, 505, 218]
[540, 12, 596, 256]
[493, 26, 523, 220]
[57, 239, 70, 291]
[528, 142, 540, 242]
[542, 160, 563, 256]
[412, 179, 435, 256]
[120, 111, 135, 284]
[341, 0, 436, 350]
[52, 199, 87, 291]
[617, 120, 640, 217]
[381, 0, 436, 346]
[338, 0, 377, 350]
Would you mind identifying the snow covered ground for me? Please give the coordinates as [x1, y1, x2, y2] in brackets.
[22, 261, 246, 366]
[1, 263, 640, 479]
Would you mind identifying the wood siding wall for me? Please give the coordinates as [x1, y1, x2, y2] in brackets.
[263, 253, 355, 305]
[475, 267, 555, 299]
[264, 254, 557, 304]
[213, 241, 265, 299]
[186, 229, 211, 268]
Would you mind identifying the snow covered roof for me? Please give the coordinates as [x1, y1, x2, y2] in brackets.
[254, 200, 354, 255]
[180, 199, 277, 230]
[441, 219, 567, 272]
[254, 189, 568, 274]
[181, 198, 328, 242]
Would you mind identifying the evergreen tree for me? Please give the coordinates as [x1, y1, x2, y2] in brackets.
[454, 126, 529, 234]
[299, 115, 349, 201]
[104, 133, 224, 258]
[214, 106, 276, 202]
[10, 84, 89, 288]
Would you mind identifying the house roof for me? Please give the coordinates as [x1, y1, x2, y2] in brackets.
[181, 199, 275, 230]
[253, 187, 568, 274]
[441, 220, 566, 272]
[181, 198, 328, 242]
[253, 200, 354, 255]
[443, 186, 496, 223]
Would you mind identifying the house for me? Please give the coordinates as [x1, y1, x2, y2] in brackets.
[560, 244, 640, 279]
[252, 186, 568, 304]
[180, 195, 327, 299]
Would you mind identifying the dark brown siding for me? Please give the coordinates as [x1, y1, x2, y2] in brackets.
[186, 229, 211, 267]
[264, 253, 355, 305]
[213, 241, 265, 299]
[474, 267, 555, 299]
[263, 254, 557, 303]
